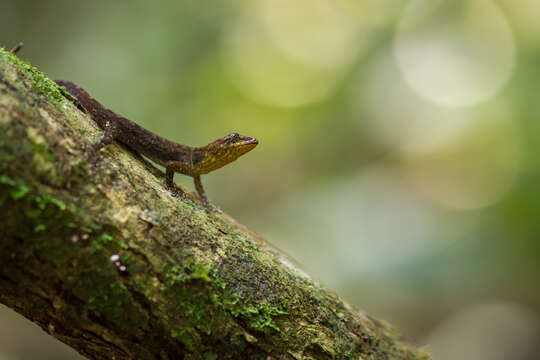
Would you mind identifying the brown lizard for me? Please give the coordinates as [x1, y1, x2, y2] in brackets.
[55, 80, 258, 208]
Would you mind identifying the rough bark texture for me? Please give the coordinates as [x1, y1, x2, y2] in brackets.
[0, 49, 430, 360]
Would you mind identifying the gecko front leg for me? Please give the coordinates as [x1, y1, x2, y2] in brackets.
[88, 120, 117, 166]
[165, 163, 187, 199]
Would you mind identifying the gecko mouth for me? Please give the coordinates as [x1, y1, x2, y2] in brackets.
[240, 137, 258, 151]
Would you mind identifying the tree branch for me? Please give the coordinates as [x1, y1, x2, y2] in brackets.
[0, 49, 429, 360]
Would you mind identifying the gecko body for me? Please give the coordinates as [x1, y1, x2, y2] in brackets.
[55, 80, 258, 207]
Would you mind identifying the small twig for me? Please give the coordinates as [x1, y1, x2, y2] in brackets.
[9, 42, 24, 54]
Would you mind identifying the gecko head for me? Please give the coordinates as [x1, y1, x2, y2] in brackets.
[222, 132, 258, 151]
[210, 133, 258, 159]
[197, 133, 258, 173]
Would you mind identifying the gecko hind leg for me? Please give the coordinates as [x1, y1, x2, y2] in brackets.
[87, 121, 117, 168]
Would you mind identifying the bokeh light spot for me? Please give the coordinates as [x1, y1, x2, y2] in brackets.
[405, 112, 521, 211]
[356, 47, 521, 211]
[253, 0, 378, 69]
[261, 166, 470, 285]
[358, 47, 475, 155]
[425, 302, 540, 360]
[221, 19, 344, 108]
[395, 0, 515, 107]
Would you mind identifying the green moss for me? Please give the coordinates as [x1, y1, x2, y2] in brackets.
[40, 194, 66, 210]
[176, 290, 214, 335]
[120, 252, 132, 263]
[69, 263, 149, 330]
[91, 233, 113, 253]
[0, 175, 30, 201]
[225, 297, 287, 333]
[0, 47, 67, 106]
[162, 260, 220, 337]
[171, 326, 200, 352]
[34, 224, 46, 232]
[248, 301, 287, 332]
[162, 257, 288, 336]
[26, 126, 57, 164]
[80, 225, 98, 233]
[157, 256, 288, 352]
[202, 353, 218, 360]
[34, 233, 143, 328]
[0, 178, 150, 331]
[0, 175, 93, 263]
[165, 260, 212, 286]
[10, 185, 30, 199]
[0, 175, 68, 221]
[91, 233, 129, 253]
[0, 124, 15, 165]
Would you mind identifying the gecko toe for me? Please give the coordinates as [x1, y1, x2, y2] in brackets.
[167, 184, 187, 199]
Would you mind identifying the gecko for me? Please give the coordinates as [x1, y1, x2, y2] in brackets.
[55, 80, 258, 208]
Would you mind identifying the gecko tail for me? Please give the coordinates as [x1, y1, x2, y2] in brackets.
[55, 80, 89, 113]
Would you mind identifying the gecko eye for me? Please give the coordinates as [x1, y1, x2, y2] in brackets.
[226, 133, 240, 143]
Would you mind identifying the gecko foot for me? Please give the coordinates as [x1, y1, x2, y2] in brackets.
[205, 203, 222, 214]
[167, 184, 187, 200]
[199, 198, 221, 213]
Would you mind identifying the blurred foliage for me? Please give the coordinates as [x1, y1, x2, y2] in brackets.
[2, 1, 540, 359]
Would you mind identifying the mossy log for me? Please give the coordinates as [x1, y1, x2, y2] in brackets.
[0, 49, 430, 360]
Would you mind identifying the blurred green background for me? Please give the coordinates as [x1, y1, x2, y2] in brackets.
[2, 0, 540, 359]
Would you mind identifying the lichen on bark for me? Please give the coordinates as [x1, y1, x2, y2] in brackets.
[0, 48, 430, 360]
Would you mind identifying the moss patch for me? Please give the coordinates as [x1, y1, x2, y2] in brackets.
[0, 47, 68, 106]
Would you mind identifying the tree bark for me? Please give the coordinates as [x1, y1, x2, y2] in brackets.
[0, 49, 430, 360]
